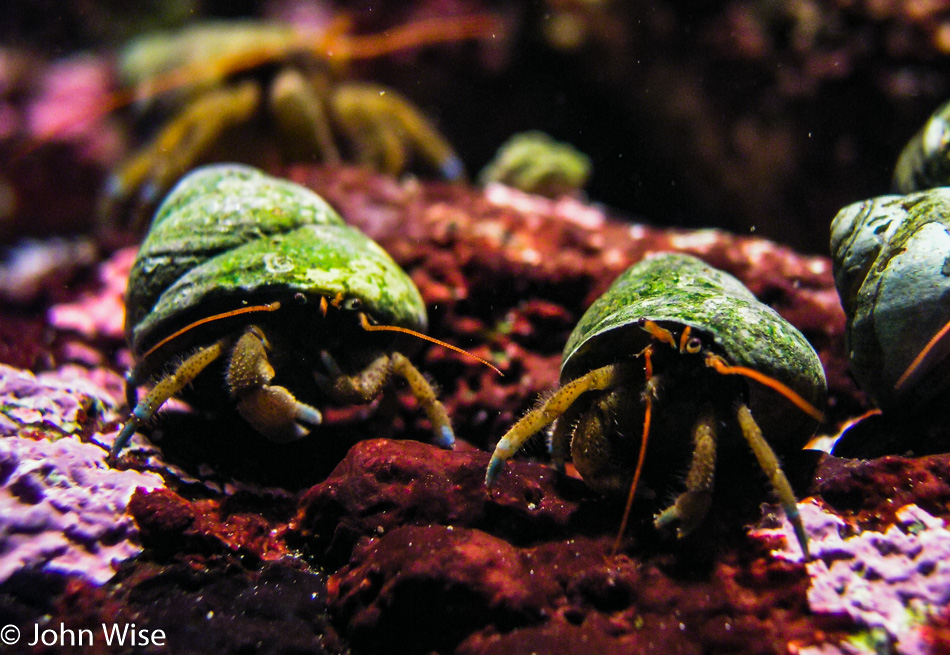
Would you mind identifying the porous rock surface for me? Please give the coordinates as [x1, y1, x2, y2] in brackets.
[0, 166, 947, 654]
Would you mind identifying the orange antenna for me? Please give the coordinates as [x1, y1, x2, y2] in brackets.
[328, 14, 500, 61]
[705, 354, 825, 423]
[359, 312, 502, 376]
[612, 345, 655, 555]
[895, 316, 950, 392]
[142, 301, 281, 360]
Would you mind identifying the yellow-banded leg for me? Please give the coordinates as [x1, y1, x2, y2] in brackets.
[653, 408, 717, 538]
[330, 83, 465, 181]
[317, 350, 455, 448]
[486, 363, 631, 486]
[735, 402, 810, 559]
[111, 337, 230, 462]
[99, 81, 261, 230]
[270, 68, 341, 164]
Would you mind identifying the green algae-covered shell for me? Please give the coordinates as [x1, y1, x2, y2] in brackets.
[562, 253, 826, 444]
[125, 164, 426, 357]
[477, 131, 591, 198]
[830, 188, 950, 412]
[119, 20, 297, 88]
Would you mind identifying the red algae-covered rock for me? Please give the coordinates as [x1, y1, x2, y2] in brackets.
[293, 438, 587, 565]
[106, 561, 345, 655]
[456, 545, 815, 655]
[0, 561, 346, 655]
[807, 453, 950, 529]
[297, 438, 827, 655]
[331, 524, 558, 654]
[47, 245, 135, 346]
[456, 613, 626, 655]
[128, 486, 296, 562]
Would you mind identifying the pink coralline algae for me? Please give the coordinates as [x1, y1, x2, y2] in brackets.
[47, 245, 136, 345]
[753, 501, 950, 655]
[0, 237, 97, 304]
[0, 363, 124, 438]
[0, 363, 164, 584]
[0, 434, 164, 584]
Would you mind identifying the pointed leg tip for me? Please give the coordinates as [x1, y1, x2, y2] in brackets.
[297, 405, 323, 428]
[434, 426, 455, 450]
[108, 425, 135, 465]
[653, 507, 676, 531]
[440, 156, 465, 181]
[485, 456, 505, 488]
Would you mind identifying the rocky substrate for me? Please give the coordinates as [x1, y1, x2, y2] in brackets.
[1, 167, 947, 654]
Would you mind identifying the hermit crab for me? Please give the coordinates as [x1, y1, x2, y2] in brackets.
[112, 164, 495, 459]
[98, 15, 496, 228]
[485, 253, 826, 555]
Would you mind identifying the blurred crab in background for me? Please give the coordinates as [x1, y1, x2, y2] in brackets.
[95, 13, 500, 231]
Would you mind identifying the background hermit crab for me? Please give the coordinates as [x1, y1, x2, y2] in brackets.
[97, 16, 496, 229]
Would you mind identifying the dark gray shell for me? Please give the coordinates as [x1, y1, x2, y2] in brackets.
[830, 189, 950, 412]
[562, 253, 826, 441]
[125, 164, 426, 357]
[893, 100, 950, 194]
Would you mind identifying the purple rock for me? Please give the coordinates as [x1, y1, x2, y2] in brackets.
[0, 434, 164, 584]
[754, 501, 950, 655]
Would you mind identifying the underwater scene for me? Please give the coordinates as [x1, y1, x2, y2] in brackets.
[2, 1, 950, 653]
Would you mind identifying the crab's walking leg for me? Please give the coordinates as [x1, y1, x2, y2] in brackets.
[318, 350, 455, 448]
[331, 83, 465, 181]
[270, 69, 342, 164]
[549, 403, 580, 474]
[390, 352, 455, 449]
[735, 403, 810, 559]
[316, 351, 390, 401]
[654, 409, 717, 538]
[99, 82, 260, 229]
[111, 338, 228, 462]
[486, 363, 625, 487]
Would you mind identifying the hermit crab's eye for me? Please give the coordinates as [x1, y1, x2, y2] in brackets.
[343, 297, 363, 312]
[685, 337, 702, 354]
